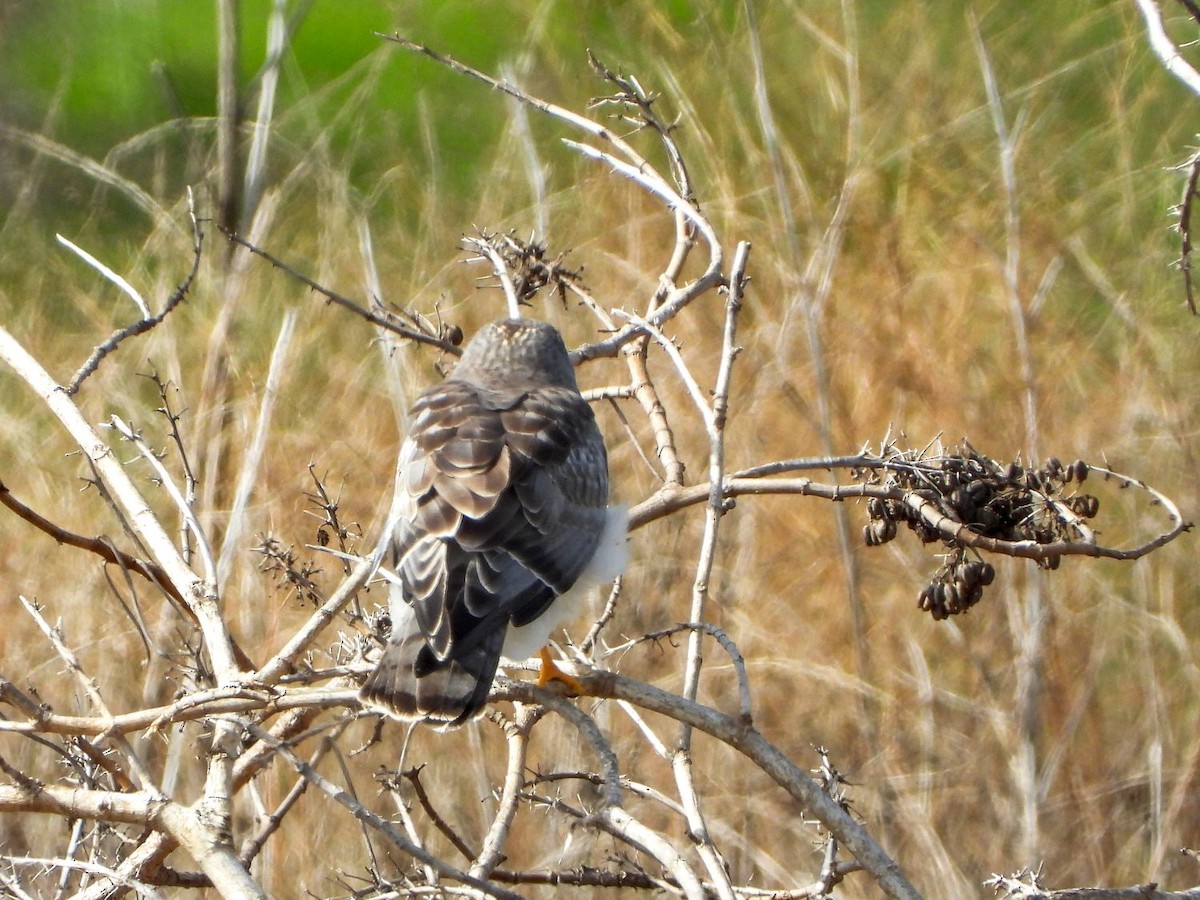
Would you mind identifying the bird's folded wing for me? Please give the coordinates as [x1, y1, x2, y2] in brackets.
[391, 380, 609, 663]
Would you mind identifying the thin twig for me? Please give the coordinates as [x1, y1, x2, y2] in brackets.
[68, 189, 202, 395]
[377, 34, 723, 363]
[611, 311, 713, 427]
[18, 595, 159, 792]
[253, 555, 376, 685]
[71, 832, 180, 900]
[108, 415, 218, 588]
[462, 234, 523, 319]
[609, 622, 753, 725]
[56, 233, 150, 318]
[1136, 0, 1200, 97]
[0, 780, 266, 897]
[670, 241, 747, 900]
[238, 739, 329, 866]
[0, 478, 182, 605]
[220, 227, 463, 354]
[235, 721, 523, 900]
[401, 765, 478, 862]
[4, 856, 164, 900]
[492, 674, 920, 900]
[627, 467, 1187, 562]
[217, 309, 297, 585]
[1176, 148, 1200, 314]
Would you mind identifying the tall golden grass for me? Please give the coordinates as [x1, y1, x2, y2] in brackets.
[1, 2, 1198, 897]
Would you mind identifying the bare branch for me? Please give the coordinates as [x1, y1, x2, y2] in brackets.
[400, 764, 479, 862]
[491, 675, 921, 900]
[1135, 0, 1200, 98]
[0, 781, 265, 898]
[18, 595, 158, 791]
[0, 327, 240, 683]
[628, 454, 1188, 566]
[4, 856, 164, 899]
[1177, 148, 1200, 314]
[237, 721, 524, 900]
[469, 705, 540, 879]
[67, 189, 202, 395]
[0, 477, 182, 605]
[108, 414, 219, 587]
[253, 555, 376, 685]
[986, 864, 1200, 899]
[220, 227, 464, 354]
[377, 33, 724, 363]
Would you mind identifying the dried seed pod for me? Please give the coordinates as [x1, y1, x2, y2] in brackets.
[443, 323, 465, 346]
[917, 584, 935, 611]
[868, 497, 887, 519]
[932, 582, 948, 609]
[863, 518, 895, 546]
[1044, 457, 1063, 481]
[951, 487, 974, 511]
[974, 507, 1000, 530]
[964, 583, 984, 608]
[1037, 553, 1061, 571]
[957, 560, 992, 589]
[945, 582, 963, 614]
[1067, 494, 1099, 518]
[967, 480, 992, 503]
[1071, 459, 1088, 483]
[879, 517, 897, 543]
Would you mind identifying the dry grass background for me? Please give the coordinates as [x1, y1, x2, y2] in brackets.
[1, 1, 1199, 897]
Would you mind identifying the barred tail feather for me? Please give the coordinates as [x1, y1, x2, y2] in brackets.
[359, 627, 505, 727]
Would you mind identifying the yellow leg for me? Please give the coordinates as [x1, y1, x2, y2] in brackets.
[537, 646, 584, 695]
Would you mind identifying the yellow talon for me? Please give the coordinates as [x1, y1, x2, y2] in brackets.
[537, 646, 584, 695]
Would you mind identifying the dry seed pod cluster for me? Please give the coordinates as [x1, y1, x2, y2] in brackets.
[856, 443, 1099, 619]
[916, 552, 995, 620]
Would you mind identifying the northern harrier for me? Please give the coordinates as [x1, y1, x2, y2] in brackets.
[360, 318, 627, 726]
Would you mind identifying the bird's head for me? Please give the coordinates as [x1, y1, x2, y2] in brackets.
[453, 318, 579, 391]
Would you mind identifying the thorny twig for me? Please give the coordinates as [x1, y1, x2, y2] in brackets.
[608, 622, 753, 725]
[1175, 147, 1200, 314]
[144, 370, 200, 564]
[378, 34, 724, 362]
[17, 596, 159, 793]
[470, 705, 542, 879]
[628, 448, 1188, 563]
[254, 536, 325, 606]
[220, 226, 465, 355]
[306, 467, 359, 552]
[0, 478, 183, 605]
[394, 765, 478, 861]
[236, 721, 523, 900]
[107, 414, 218, 587]
[68, 189, 203, 395]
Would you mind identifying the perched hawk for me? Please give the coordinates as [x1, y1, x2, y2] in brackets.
[360, 318, 627, 726]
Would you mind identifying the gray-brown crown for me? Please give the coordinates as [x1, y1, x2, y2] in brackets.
[452, 318, 578, 391]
